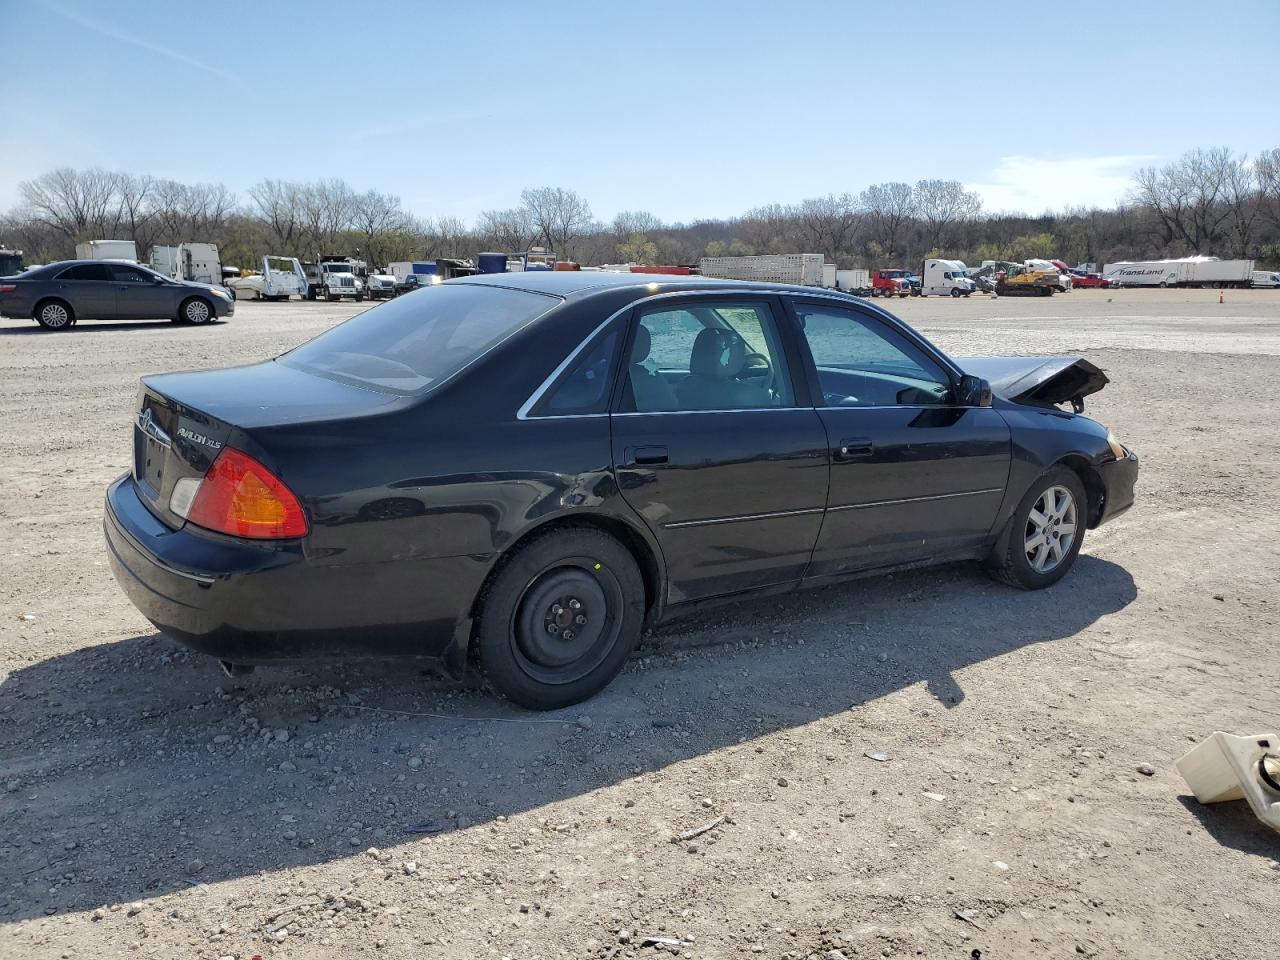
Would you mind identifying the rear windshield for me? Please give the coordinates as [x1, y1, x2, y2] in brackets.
[280, 282, 559, 395]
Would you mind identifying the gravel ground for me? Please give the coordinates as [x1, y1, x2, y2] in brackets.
[1, 288, 1278, 960]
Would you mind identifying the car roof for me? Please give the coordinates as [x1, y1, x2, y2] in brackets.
[450, 270, 858, 301]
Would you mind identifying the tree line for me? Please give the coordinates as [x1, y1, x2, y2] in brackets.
[3, 146, 1278, 272]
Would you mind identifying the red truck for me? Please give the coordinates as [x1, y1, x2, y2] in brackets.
[870, 268, 911, 298]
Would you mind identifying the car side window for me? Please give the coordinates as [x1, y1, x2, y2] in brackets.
[109, 265, 149, 282]
[624, 301, 794, 413]
[538, 328, 620, 416]
[58, 264, 110, 281]
[795, 304, 952, 407]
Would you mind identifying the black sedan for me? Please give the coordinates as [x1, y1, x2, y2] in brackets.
[103, 272, 1137, 709]
[0, 260, 234, 329]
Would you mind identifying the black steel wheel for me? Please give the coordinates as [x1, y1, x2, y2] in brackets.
[477, 527, 645, 710]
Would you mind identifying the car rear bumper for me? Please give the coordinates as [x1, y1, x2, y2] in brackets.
[1097, 449, 1138, 524]
[104, 474, 481, 668]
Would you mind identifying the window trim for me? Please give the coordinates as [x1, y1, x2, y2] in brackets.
[516, 287, 943, 419]
[782, 296, 967, 409]
[524, 316, 626, 419]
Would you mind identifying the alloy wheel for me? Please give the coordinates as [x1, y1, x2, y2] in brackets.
[41, 303, 70, 328]
[1024, 484, 1077, 574]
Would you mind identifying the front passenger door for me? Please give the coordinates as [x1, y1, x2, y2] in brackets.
[107, 263, 174, 319]
[609, 297, 829, 604]
[790, 300, 1012, 577]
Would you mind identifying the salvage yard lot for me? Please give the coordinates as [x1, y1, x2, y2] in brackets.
[1, 289, 1278, 959]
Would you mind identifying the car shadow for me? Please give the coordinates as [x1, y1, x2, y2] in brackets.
[0, 555, 1135, 920]
[1176, 795, 1279, 859]
[0, 320, 227, 335]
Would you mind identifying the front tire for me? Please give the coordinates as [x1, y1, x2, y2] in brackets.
[950, 287, 962, 298]
[986, 466, 1086, 589]
[476, 527, 645, 710]
[34, 299, 74, 330]
[180, 297, 213, 324]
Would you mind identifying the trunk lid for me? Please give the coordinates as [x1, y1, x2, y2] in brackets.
[133, 361, 400, 528]
[958, 356, 1108, 411]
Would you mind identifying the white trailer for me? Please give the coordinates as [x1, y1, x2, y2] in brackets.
[1103, 256, 1254, 288]
[834, 268, 870, 293]
[922, 259, 976, 297]
[388, 261, 435, 282]
[228, 256, 308, 301]
[149, 243, 223, 286]
[75, 239, 138, 262]
[698, 253, 825, 286]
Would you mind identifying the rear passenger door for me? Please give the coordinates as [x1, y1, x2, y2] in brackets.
[609, 296, 829, 603]
[108, 264, 173, 319]
[53, 263, 115, 319]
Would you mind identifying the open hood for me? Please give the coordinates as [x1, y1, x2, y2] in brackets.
[958, 356, 1108, 412]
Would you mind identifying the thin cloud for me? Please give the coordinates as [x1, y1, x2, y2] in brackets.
[967, 155, 1159, 215]
[40, 0, 247, 88]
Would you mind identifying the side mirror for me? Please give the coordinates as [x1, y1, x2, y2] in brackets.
[957, 374, 992, 408]
[152, 276, 165, 284]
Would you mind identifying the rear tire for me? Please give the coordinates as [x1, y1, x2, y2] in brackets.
[179, 297, 214, 324]
[476, 527, 645, 710]
[986, 466, 1086, 590]
[34, 299, 74, 330]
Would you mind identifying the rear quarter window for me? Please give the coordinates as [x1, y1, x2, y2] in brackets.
[280, 283, 559, 396]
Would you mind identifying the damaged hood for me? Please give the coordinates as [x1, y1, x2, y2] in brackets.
[958, 356, 1108, 410]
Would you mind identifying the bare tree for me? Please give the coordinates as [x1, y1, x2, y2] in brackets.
[418, 216, 471, 259]
[914, 179, 982, 253]
[19, 167, 121, 241]
[612, 210, 664, 236]
[247, 179, 305, 251]
[795, 193, 863, 264]
[476, 207, 537, 252]
[859, 182, 915, 260]
[1255, 147, 1280, 230]
[351, 190, 409, 266]
[520, 187, 593, 260]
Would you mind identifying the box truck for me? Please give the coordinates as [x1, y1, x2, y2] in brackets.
[698, 253, 825, 286]
[75, 239, 138, 262]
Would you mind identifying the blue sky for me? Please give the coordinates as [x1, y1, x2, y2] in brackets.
[3, 0, 1278, 224]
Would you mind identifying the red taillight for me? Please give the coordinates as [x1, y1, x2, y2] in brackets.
[186, 447, 309, 539]
[0, 284, 17, 293]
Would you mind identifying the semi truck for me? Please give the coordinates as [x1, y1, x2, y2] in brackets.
[305, 256, 366, 301]
[149, 243, 224, 287]
[75, 239, 138, 262]
[0, 247, 23, 275]
[870, 268, 912, 298]
[1102, 256, 1254, 288]
[921, 259, 975, 297]
[698, 253, 825, 286]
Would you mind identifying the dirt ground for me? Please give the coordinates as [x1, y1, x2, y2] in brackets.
[2, 287, 1278, 960]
